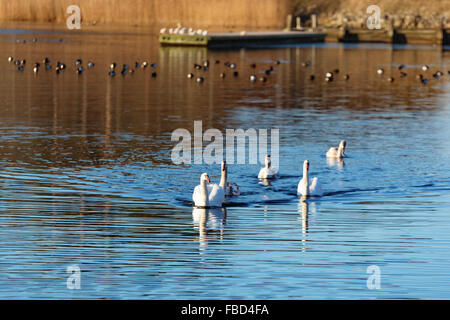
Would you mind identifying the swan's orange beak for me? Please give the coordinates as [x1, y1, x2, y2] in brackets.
[206, 176, 210, 183]
[306, 163, 309, 170]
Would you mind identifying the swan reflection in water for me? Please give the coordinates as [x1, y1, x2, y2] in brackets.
[299, 196, 309, 234]
[258, 178, 273, 204]
[298, 197, 318, 252]
[259, 178, 272, 187]
[326, 157, 345, 170]
[192, 207, 227, 253]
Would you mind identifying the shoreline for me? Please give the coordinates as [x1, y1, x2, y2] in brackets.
[1, 21, 449, 47]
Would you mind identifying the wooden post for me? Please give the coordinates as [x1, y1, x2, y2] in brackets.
[387, 18, 394, 43]
[311, 14, 317, 29]
[338, 26, 346, 41]
[439, 18, 445, 46]
[437, 28, 444, 45]
[296, 17, 301, 30]
[285, 14, 293, 31]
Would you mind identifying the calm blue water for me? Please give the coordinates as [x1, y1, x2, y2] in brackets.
[0, 25, 449, 299]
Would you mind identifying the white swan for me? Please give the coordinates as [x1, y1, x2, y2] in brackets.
[297, 160, 323, 197]
[193, 173, 225, 208]
[258, 154, 277, 179]
[326, 140, 346, 158]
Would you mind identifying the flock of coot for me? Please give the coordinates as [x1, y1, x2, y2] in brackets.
[7, 54, 450, 86]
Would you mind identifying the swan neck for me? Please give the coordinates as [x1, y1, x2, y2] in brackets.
[219, 165, 227, 189]
[303, 166, 309, 195]
[200, 178, 208, 206]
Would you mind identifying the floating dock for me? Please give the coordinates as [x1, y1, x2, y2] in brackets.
[158, 30, 327, 48]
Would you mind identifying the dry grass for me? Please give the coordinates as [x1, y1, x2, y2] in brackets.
[0, 0, 292, 30]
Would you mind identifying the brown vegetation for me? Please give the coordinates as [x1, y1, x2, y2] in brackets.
[293, 0, 450, 29]
[0, 0, 292, 30]
[0, 0, 447, 30]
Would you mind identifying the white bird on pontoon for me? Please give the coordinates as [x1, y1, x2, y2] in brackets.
[173, 23, 181, 34]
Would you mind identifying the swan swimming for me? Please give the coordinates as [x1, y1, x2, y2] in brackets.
[258, 155, 277, 179]
[297, 160, 323, 197]
[219, 160, 240, 196]
[192, 172, 225, 208]
[326, 140, 346, 158]
[226, 182, 240, 196]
